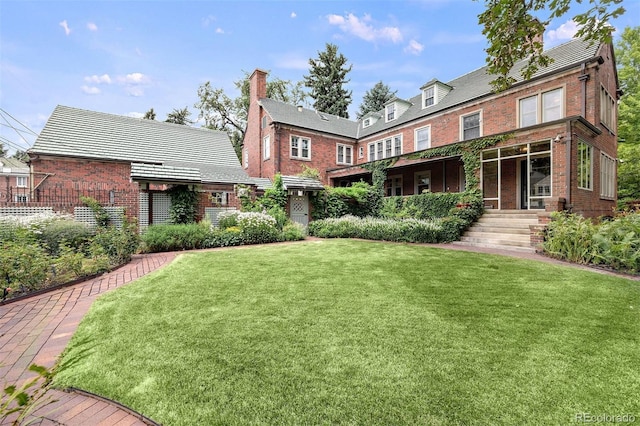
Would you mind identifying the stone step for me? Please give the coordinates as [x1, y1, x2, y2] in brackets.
[479, 212, 540, 220]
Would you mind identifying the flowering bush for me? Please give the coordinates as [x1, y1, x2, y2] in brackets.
[217, 210, 239, 229]
[236, 212, 282, 244]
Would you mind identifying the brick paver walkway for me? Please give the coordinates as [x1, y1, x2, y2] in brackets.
[0, 252, 176, 425]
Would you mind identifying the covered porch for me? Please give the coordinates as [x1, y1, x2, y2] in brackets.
[327, 156, 466, 197]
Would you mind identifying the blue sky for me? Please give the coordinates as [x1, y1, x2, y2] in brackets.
[1, 0, 638, 154]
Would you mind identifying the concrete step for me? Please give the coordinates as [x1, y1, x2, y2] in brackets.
[464, 230, 531, 239]
[479, 213, 539, 221]
[472, 222, 536, 231]
[452, 241, 537, 253]
[460, 235, 531, 247]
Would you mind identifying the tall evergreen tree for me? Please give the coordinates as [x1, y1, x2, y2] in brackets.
[303, 43, 352, 118]
[356, 81, 397, 119]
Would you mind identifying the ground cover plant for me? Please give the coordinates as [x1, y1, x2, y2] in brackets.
[544, 211, 640, 274]
[54, 240, 639, 425]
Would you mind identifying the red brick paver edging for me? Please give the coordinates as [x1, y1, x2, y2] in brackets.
[0, 252, 176, 425]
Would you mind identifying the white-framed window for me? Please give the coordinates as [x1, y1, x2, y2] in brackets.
[363, 118, 371, 128]
[578, 140, 593, 190]
[358, 146, 364, 159]
[15, 194, 28, 203]
[600, 152, 616, 199]
[423, 86, 435, 108]
[415, 126, 430, 151]
[290, 135, 311, 160]
[244, 148, 248, 169]
[337, 144, 353, 165]
[600, 86, 616, 132]
[16, 176, 27, 187]
[385, 175, 403, 197]
[386, 103, 396, 122]
[393, 135, 402, 156]
[261, 115, 267, 129]
[367, 135, 402, 161]
[461, 111, 481, 140]
[415, 171, 431, 194]
[519, 87, 564, 127]
[263, 135, 270, 160]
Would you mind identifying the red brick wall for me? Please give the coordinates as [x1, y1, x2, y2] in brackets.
[30, 156, 140, 217]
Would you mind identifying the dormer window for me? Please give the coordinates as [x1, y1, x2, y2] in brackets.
[363, 118, 371, 127]
[386, 103, 396, 121]
[423, 86, 435, 107]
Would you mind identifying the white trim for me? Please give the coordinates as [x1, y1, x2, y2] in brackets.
[414, 170, 431, 194]
[263, 135, 270, 160]
[517, 86, 565, 128]
[422, 86, 435, 108]
[16, 176, 27, 188]
[386, 103, 396, 122]
[577, 139, 593, 191]
[385, 174, 403, 197]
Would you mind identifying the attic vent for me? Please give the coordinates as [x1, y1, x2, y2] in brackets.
[318, 113, 329, 121]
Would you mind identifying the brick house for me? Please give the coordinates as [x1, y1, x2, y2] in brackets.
[28, 105, 253, 227]
[243, 37, 619, 221]
[0, 157, 30, 204]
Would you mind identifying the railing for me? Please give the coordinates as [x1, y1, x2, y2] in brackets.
[0, 187, 123, 213]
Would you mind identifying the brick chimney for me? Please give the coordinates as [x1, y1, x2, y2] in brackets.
[245, 69, 269, 178]
[250, 69, 268, 102]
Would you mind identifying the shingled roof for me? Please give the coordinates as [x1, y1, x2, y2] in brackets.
[30, 105, 252, 184]
[258, 37, 602, 139]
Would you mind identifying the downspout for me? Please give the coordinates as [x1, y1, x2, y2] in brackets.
[565, 121, 572, 211]
[275, 123, 281, 174]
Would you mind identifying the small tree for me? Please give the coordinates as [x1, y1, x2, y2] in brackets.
[303, 43, 352, 118]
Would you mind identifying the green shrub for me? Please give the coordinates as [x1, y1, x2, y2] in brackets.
[81, 196, 112, 227]
[167, 185, 199, 224]
[0, 239, 52, 293]
[37, 219, 93, 256]
[141, 222, 210, 252]
[380, 192, 467, 220]
[543, 212, 596, 264]
[54, 242, 85, 280]
[205, 227, 244, 248]
[282, 222, 306, 241]
[308, 215, 447, 243]
[217, 210, 239, 229]
[92, 218, 139, 263]
[311, 181, 379, 220]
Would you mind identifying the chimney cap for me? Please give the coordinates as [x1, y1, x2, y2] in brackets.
[297, 105, 303, 112]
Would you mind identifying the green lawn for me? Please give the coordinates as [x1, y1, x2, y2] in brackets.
[54, 240, 640, 425]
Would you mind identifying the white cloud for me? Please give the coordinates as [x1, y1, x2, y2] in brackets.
[81, 85, 101, 95]
[87, 22, 98, 31]
[404, 39, 424, 55]
[84, 74, 112, 84]
[120, 72, 149, 84]
[59, 20, 71, 36]
[546, 19, 579, 42]
[291, 12, 297, 18]
[216, 28, 224, 34]
[326, 13, 403, 44]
